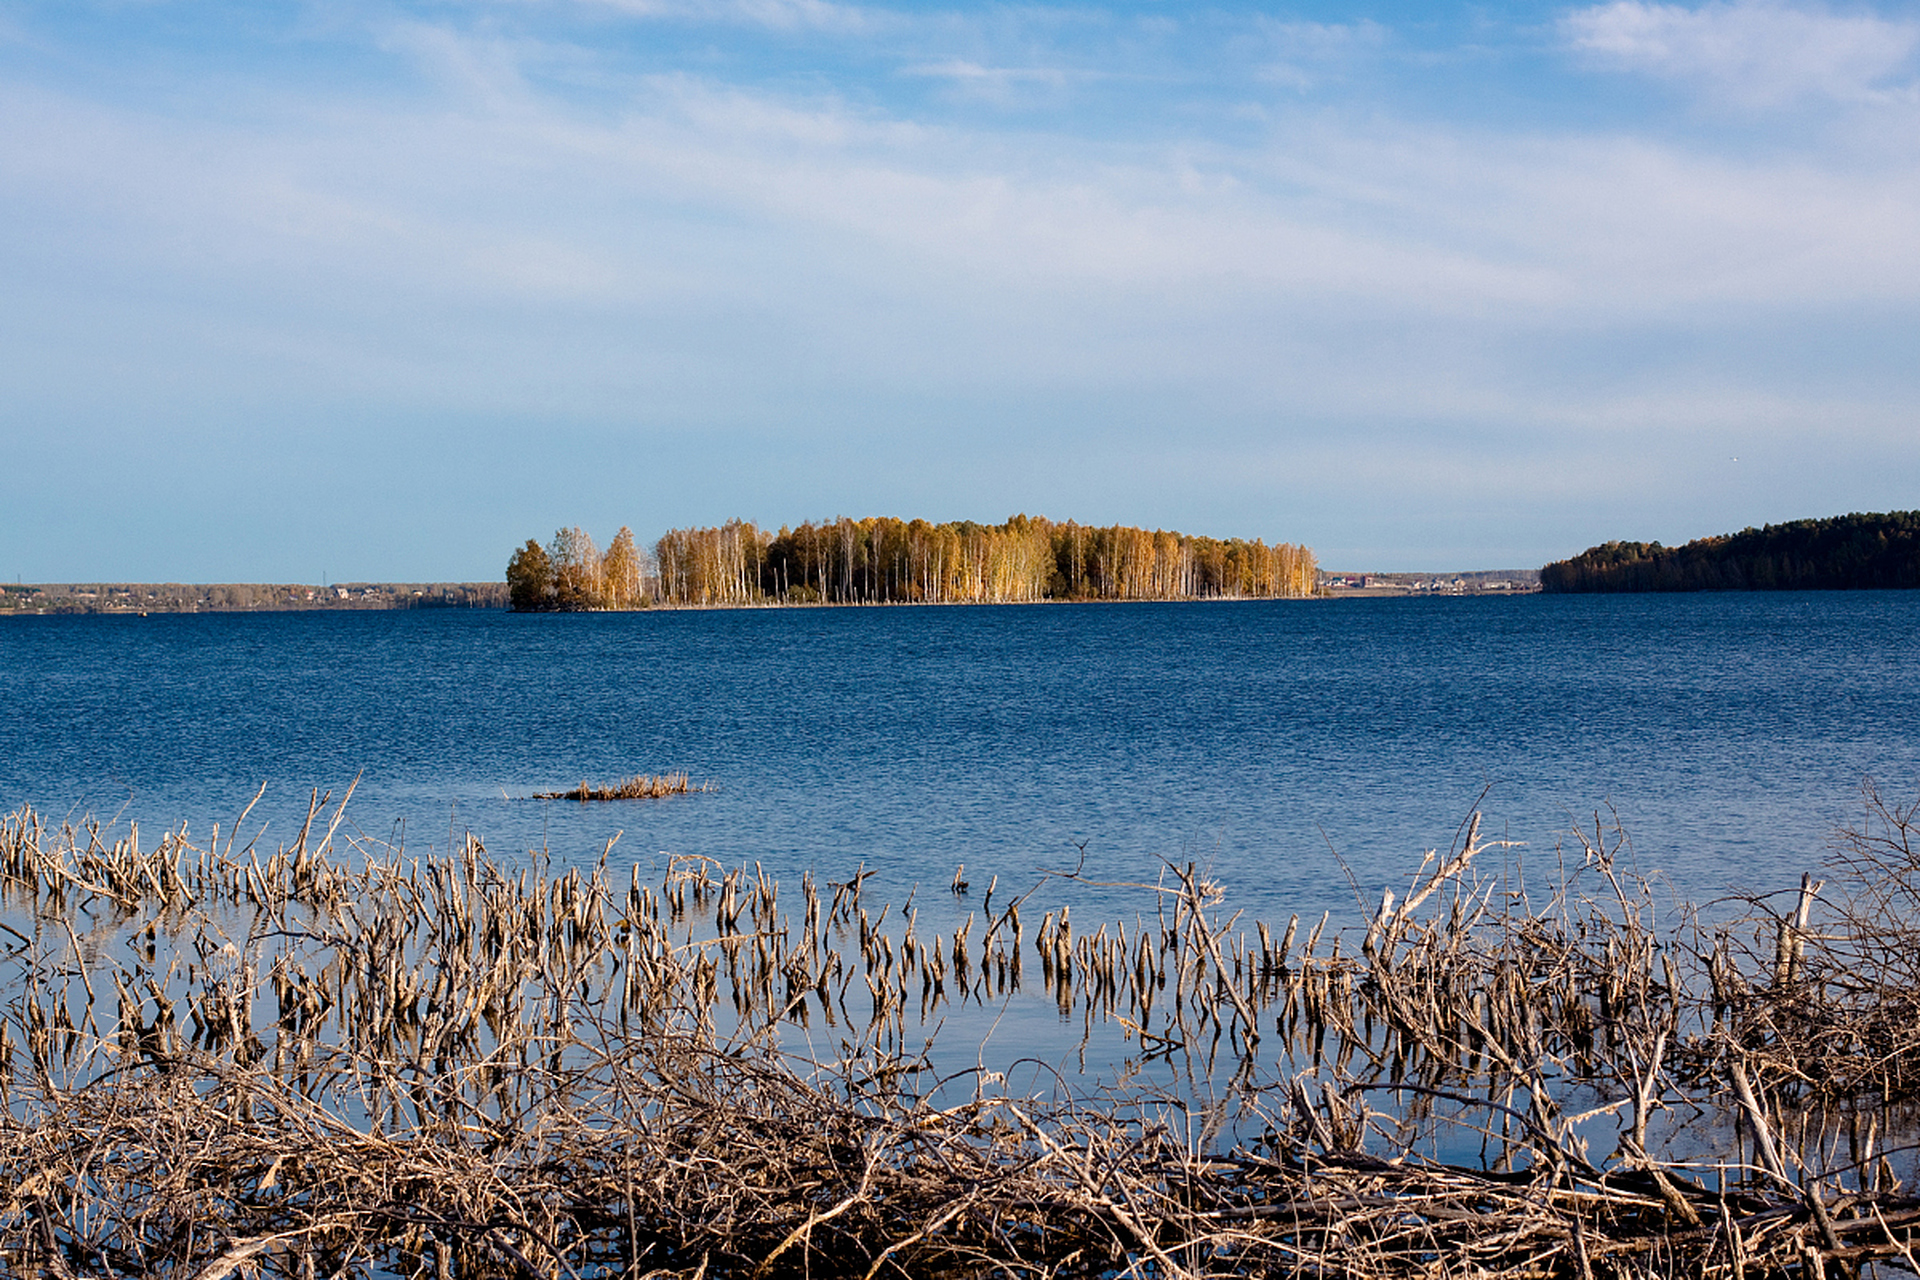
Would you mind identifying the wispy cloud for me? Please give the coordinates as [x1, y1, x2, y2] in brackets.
[558, 0, 886, 36]
[1564, 0, 1920, 106]
[897, 57, 1112, 110]
[3, 1, 1919, 574]
[1250, 18, 1389, 93]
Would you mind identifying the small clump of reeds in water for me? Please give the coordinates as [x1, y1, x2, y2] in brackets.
[532, 770, 712, 801]
[5, 784, 1920, 1277]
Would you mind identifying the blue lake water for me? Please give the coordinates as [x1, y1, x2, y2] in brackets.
[3, 592, 1918, 940]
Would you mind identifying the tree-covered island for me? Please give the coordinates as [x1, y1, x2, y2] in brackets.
[1541, 510, 1920, 592]
[507, 515, 1317, 611]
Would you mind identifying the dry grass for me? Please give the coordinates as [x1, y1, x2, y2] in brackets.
[3, 787, 1920, 1276]
[531, 772, 713, 801]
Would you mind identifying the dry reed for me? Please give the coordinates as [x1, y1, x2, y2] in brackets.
[531, 772, 713, 801]
[2, 785, 1920, 1277]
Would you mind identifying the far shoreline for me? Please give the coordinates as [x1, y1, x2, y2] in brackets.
[2, 571, 1546, 616]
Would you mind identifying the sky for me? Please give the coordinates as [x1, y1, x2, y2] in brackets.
[2, 0, 1917, 579]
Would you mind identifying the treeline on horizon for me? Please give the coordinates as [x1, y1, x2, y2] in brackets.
[506, 515, 1317, 611]
[0, 582, 507, 614]
[1541, 510, 1920, 593]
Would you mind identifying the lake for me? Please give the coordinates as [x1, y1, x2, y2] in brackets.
[4, 591, 1917, 944]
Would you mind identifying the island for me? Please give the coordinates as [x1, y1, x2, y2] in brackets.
[507, 515, 1317, 610]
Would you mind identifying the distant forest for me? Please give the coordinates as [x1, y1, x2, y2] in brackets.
[1541, 511, 1920, 593]
[507, 516, 1317, 611]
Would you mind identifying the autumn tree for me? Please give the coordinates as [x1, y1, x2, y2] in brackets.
[517, 515, 1317, 608]
[507, 540, 554, 612]
[548, 527, 603, 610]
[602, 527, 644, 609]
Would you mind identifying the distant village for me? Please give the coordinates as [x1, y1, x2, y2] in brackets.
[0, 582, 507, 614]
[1318, 569, 1541, 597]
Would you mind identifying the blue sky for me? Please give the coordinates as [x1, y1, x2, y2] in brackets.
[3, 0, 1917, 578]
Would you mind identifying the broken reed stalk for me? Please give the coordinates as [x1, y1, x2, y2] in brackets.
[531, 771, 712, 801]
[5, 786, 1920, 1276]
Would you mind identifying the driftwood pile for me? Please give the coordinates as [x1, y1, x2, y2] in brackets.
[2, 784, 1920, 1277]
[530, 772, 713, 801]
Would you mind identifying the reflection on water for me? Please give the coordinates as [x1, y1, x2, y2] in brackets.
[9, 775, 1920, 1276]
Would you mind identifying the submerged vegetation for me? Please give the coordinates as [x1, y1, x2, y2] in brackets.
[6, 786, 1920, 1275]
[1542, 510, 1920, 592]
[508, 515, 1317, 610]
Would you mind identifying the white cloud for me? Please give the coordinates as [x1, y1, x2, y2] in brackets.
[1251, 18, 1388, 93]
[562, 0, 885, 36]
[1564, 0, 1920, 106]
[901, 58, 1080, 102]
[6, 5, 1920, 573]
[7, 24, 1920, 407]
[376, 20, 538, 106]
